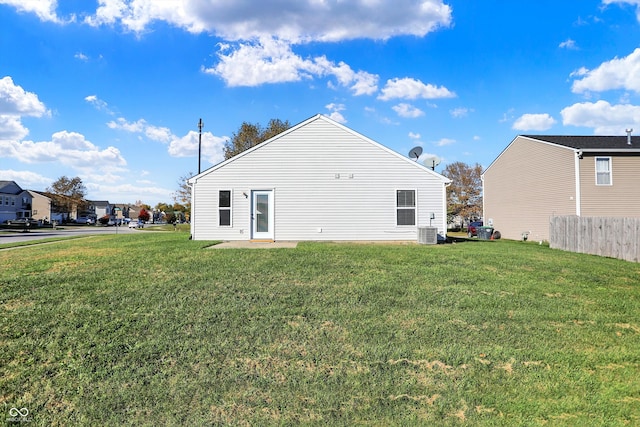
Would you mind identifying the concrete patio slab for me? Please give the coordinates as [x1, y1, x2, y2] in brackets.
[208, 241, 298, 249]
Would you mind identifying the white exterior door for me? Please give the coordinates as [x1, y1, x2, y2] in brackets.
[252, 190, 274, 240]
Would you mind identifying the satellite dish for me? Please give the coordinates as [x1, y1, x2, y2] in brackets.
[408, 146, 423, 161]
[423, 155, 441, 170]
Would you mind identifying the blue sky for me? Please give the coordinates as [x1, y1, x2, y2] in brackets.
[2, 0, 640, 206]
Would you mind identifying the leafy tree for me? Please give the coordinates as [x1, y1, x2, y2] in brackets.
[442, 162, 483, 226]
[46, 176, 88, 215]
[138, 208, 150, 222]
[223, 118, 291, 160]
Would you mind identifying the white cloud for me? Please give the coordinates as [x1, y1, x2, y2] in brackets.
[0, 115, 29, 140]
[378, 77, 455, 101]
[167, 130, 227, 165]
[107, 117, 147, 133]
[106, 114, 227, 161]
[512, 113, 557, 131]
[82, 0, 451, 42]
[205, 38, 378, 94]
[85, 95, 114, 114]
[326, 112, 347, 124]
[561, 100, 640, 134]
[435, 138, 455, 147]
[325, 103, 347, 123]
[0, 0, 61, 23]
[0, 131, 127, 173]
[75, 52, 89, 61]
[392, 103, 425, 118]
[571, 48, 640, 94]
[0, 76, 50, 140]
[602, 0, 640, 22]
[0, 169, 51, 187]
[0, 76, 49, 117]
[559, 39, 578, 49]
[409, 132, 421, 139]
[450, 107, 472, 118]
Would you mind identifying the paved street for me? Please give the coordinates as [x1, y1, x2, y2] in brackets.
[0, 224, 142, 244]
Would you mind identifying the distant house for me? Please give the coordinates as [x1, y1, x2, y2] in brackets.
[0, 180, 33, 223]
[92, 201, 112, 219]
[28, 191, 52, 222]
[188, 114, 451, 242]
[482, 135, 640, 241]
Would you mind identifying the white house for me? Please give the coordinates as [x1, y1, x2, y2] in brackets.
[188, 114, 451, 242]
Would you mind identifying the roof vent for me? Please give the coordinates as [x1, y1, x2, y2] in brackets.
[626, 128, 633, 145]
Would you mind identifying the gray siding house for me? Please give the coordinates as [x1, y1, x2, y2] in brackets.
[482, 135, 640, 241]
[0, 180, 33, 223]
[188, 114, 451, 242]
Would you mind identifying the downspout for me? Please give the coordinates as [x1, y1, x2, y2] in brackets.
[443, 181, 451, 239]
[188, 179, 195, 240]
[574, 150, 582, 216]
[480, 174, 485, 222]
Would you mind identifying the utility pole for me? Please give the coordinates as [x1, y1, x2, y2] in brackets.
[198, 118, 204, 174]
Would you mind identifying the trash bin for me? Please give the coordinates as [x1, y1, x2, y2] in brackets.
[477, 226, 494, 240]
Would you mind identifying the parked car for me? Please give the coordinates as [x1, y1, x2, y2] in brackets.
[5, 218, 39, 228]
[128, 220, 144, 228]
[467, 221, 483, 237]
[75, 217, 95, 225]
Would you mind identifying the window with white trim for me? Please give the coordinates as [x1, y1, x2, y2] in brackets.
[396, 190, 416, 226]
[219, 190, 231, 226]
[595, 157, 612, 185]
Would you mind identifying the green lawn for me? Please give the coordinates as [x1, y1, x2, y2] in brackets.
[1, 234, 639, 426]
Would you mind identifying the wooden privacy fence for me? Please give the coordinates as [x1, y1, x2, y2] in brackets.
[549, 216, 640, 263]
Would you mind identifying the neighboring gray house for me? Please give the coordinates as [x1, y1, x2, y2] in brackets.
[0, 180, 32, 223]
[482, 135, 640, 241]
[188, 114, 451, 242]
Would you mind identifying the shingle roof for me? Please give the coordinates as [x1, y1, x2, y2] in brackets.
[522, 135, 640, 150]
[0, 180, 23, 194]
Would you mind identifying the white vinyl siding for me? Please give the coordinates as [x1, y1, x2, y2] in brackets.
[190, 115, 449, 241]
[595, 157, 612, 185]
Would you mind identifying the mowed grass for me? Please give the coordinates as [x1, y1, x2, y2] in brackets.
[1, 234, 639, 426]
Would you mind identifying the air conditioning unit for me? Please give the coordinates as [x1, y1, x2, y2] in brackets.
[417, 227, 438, 245]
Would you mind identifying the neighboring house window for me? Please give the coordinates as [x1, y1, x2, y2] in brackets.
[595, 157, 612, 185]
[396, 190, 416, 226]
[219, 190, 231, 226]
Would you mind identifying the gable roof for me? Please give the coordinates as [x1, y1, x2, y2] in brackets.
[189, 113, 450, 184]
[0, 180, 23, 195]
[522, 135, 640, 151]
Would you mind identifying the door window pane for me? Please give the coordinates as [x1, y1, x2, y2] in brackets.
[256, 194, 269, 232]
